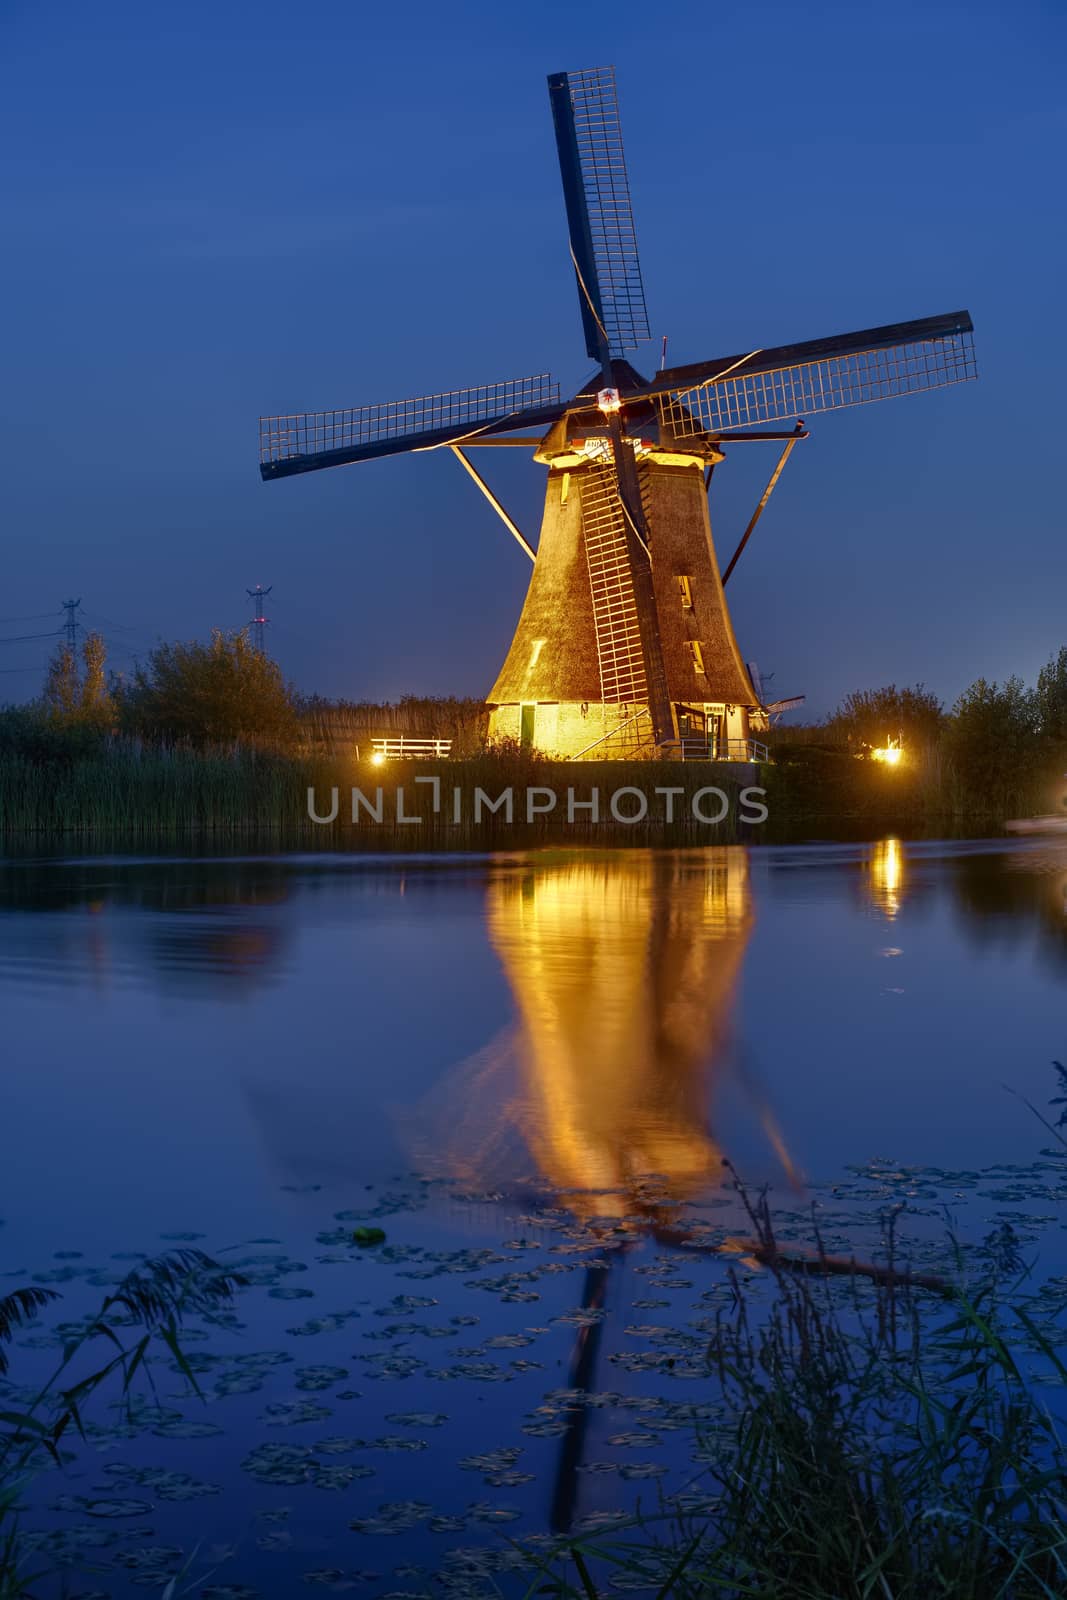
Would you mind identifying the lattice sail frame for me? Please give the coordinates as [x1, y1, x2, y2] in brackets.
[656, 328, 976, 436]
[260, 374, 561, 466]
[562, 66, 650, 356]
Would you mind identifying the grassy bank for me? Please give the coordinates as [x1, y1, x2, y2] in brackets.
[0, 741, 770, 846]
[764, 740, 1054, 832]
[0, 731, 1051, 846]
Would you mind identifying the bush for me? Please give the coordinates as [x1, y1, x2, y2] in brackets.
[943, 675, 1039, 817]
[0, 705, 108, 762]
[827, 683, 944, 750]
[119, 629, 300, 750]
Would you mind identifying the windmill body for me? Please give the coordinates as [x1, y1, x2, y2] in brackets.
[259, 67, 976, 759]
[486, 412, 756, 757]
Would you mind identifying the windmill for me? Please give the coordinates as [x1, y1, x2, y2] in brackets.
[259, 66, 976, 759]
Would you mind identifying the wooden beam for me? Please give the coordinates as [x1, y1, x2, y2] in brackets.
[458, 436, 545, 447]
[450, 446, 535, 562]
[713, 428, 810, 442]
[721, 433, 802, 587]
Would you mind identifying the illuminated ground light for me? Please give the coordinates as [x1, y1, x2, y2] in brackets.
[871, 740, 903, 766]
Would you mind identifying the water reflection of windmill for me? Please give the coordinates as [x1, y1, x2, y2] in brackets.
[487, 852, 753, 1212]
[484, 851, 758, 1531]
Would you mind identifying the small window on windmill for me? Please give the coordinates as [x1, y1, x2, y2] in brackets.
[688, 640, 706, 675]
[677, 575, 693, 610]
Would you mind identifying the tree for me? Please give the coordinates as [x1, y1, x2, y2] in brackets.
[120, 629, 300, 750]
[42, 632, 115, 730]
[943, 675, 1038, 814]
[827, 684, 943, 750]
[79, 632, 115, 729]
[1034, 647, 1067, 750]
[42, 643, 80, 722]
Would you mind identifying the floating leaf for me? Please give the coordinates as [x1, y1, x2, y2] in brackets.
[295, 1366, 349, 1392]
[263, 1400, 332, 1427]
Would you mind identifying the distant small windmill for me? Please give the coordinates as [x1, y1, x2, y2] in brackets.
[259, 66, 976, 758]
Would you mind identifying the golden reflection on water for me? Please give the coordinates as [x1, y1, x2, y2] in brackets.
[869, 837, 904, 919]
[481, 850, 753, 1217]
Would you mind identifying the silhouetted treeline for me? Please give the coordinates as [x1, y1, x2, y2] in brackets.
[768, 654, 1067, 821]
[7, 632, 1067, 831]
[36, 629, 301, 752]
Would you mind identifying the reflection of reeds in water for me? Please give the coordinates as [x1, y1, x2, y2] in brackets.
[951, 842, 1067, 972]
[416, 851, 754, 1219]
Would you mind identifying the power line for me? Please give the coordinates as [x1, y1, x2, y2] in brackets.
[0, 628, 64, 645]
[80, 609, 149, 636]
[0, 610, 62, 624]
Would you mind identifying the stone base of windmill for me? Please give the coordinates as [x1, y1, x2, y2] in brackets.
[487, 699, 758, 762]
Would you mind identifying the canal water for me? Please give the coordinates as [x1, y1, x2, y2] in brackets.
[1, 841, 1066, 1595]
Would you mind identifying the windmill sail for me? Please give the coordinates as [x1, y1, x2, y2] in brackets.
[653, 311, 975, 437]
[548, 66, 671, 740]
[548, 66, 650, 360]
[259, 373, 563, 479]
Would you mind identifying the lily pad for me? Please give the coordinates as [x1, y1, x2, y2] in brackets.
[295, 1366, 349, 1392]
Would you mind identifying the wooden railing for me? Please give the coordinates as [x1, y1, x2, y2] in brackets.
[369, 736, 453, 761]
[365, 733, 764, 763]
[675, 736, 769, 763]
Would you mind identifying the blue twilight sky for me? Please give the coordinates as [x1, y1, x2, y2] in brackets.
[1, 0, 1064, 717]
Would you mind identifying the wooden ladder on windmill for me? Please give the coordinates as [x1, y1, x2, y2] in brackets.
[579, 460, 653, 753]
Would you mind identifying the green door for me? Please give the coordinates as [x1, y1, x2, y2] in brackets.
[520, 703, 536, 750]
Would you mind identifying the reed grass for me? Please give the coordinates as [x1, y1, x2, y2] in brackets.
[538, 1297, 1067, 1596]
[0, 741, 762, 847]
[763, 739, 1050, 831]
[298, 693, 488, 756]
[2, 701, 1047, 845]
[535, 1186, 1067, 1600]
[0, 1251, 246, 1599]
